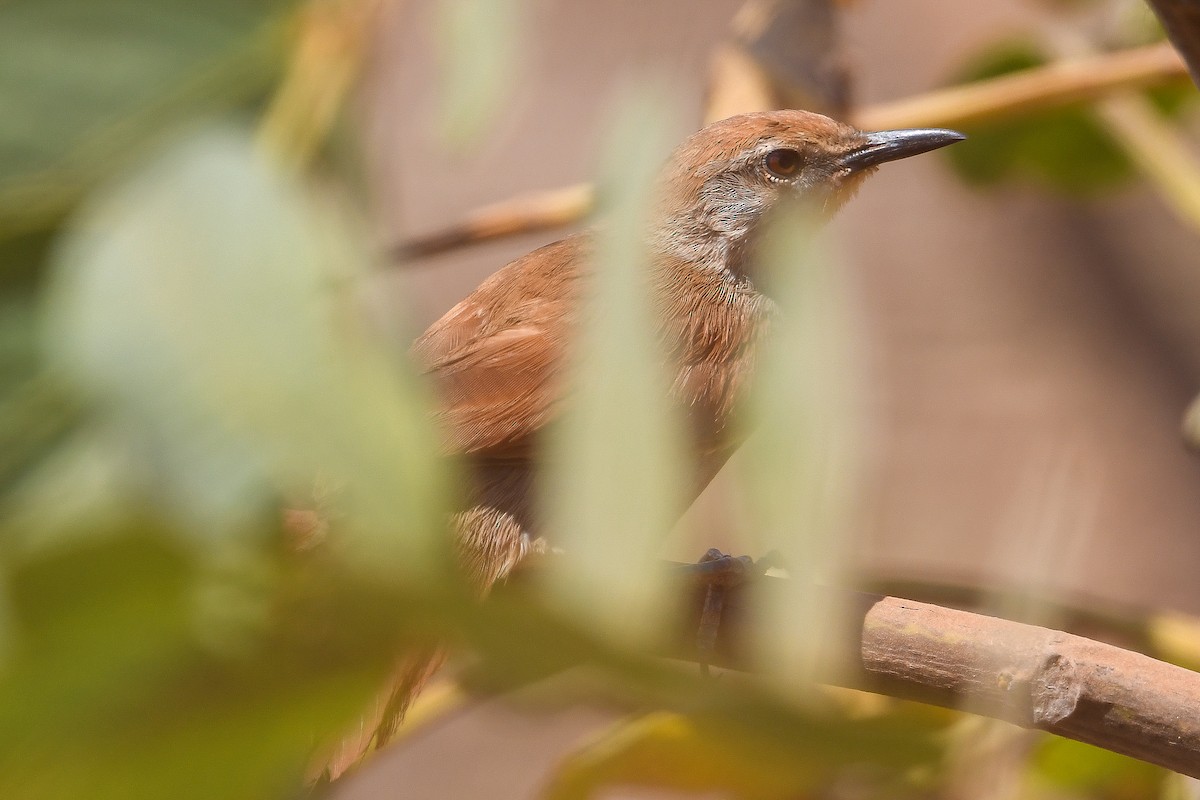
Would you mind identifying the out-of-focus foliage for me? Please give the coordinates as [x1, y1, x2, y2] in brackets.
[734, 208, 859, 684]
[943, 41, 1194, 194]
[543, 706, 940, 800]
[1030, 736, 1165, 800]
[0, 0, 290, 245]
[0, 522, 414, 799]
[0, 0, 299, 502]
[43, 127, 447, 572]
[541, 82, 688, 647]
[0, 115, 458, 796]
[0, 2, 453, 796]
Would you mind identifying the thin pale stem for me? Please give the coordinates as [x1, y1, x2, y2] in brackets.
[259, 0, 389, 169]
[1095, 93, 1200, 234]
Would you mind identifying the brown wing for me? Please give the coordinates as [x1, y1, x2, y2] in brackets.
[411, 234, 587, 459]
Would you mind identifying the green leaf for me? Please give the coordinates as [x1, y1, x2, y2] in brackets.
[0, 371, 82, 493]
[943, 41, 1194, 195]
[0, 515, 415, 800]
[733, 211, 859, 684]
[42, 125, 449, 581]
[540, 82, 689, 647]
[1030, 735, 1165, 799]
[0, 0, 294, 241]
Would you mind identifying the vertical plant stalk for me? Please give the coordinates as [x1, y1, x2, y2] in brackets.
[1094, 93, 1200, 234]
[258, 0, 389, 169]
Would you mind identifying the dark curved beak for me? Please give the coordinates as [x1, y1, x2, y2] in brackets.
[840, 128, 966, 172]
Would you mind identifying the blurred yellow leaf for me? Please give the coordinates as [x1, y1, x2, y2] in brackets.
[544, 704, 940, 800]
[544, 710, 818, 800]
[1149, 611, 1200, 672]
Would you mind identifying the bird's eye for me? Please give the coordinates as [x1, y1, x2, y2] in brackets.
[764, 148, 803, 179]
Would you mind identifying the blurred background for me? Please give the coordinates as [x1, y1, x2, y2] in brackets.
[5, 0, 1200, 797]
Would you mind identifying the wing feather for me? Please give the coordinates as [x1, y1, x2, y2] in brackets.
[411, 235, 587, 458]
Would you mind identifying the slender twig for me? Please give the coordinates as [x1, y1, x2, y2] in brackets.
[661, 570, 1200, 779]
[1095, 92, 1200, 234]
[392, 183, 594, 261]
[391, 42, 1189, 261]
[854, 40, 1186, 131]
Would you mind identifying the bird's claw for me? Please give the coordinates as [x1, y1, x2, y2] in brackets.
[682, 549, 783, 677]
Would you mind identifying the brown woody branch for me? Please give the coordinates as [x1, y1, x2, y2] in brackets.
[391, 42, 1188, 262]
[393, 183, 593, 261]
[662, 571, 1200, 779]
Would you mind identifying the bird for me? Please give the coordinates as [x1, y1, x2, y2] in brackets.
[321, 109, 964, 778]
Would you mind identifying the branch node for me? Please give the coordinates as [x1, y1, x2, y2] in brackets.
[1032, 653, 1082, 726]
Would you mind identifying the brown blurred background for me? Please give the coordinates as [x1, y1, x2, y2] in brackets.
[340, 1, 1200, 795]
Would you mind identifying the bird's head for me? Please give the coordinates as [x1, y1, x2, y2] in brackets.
[650, 110, 964, 275]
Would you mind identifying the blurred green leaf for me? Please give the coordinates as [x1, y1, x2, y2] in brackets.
[42, 125, 449, 579]
[0, 517, 417, 800]
[944, 41, 1194, 195]
[540, 87, 691, 647]
[0, 0, 301, 493]
[0, 289, 86, 506]
[541, 84, 688, 646]
[0, 0, 295, 241]
[946, 43, 1129, 193]
[1030, 735, 1165, 800]
[0, 372, 83, 493]
[543, 710, 827, 800]
[0, 531, 196, 745]
[0, 121, 464, 795]
[734, 210, 859, 684]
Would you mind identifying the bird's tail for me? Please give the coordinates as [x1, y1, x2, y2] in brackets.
[310, 646, 448, 785]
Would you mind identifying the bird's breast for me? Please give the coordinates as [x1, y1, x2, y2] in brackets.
[657, 265, 771, 462]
